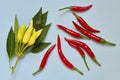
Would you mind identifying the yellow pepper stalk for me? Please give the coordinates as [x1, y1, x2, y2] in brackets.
[12, 20, 34, 74]
[22, 20, 33, 44]
[19, 28, 43, 56]
[16, 23, 26, 55]
[12, 18, 44, 74]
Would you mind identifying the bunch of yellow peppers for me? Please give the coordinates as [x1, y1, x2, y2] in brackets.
[12, 20, 43, 73]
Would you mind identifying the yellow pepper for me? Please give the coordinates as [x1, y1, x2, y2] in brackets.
[28, 29, 36, 46]
[22, 20, 33, 44]
[28, 29, 43, 46]
[17, 24, 26, 42]
[36, 29, 43, 39]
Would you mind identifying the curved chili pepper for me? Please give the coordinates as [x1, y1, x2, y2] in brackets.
[65, 37, 101, 66]
[73, 12, 100, 33]
[66, 41, 90, 70]
[57, 35, 83, 75]
[57, 24, 87, 38]
[72, 21, 116, 46]
[33, 44, 56, 75]
[59, 4, 92, 12]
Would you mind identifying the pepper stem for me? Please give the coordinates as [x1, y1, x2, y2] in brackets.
[72, 66, 83, 75]
[21, 44, 29, 53]
[32, 68, 42, 75]
[19, 42, 23, 52]
[92, 57, 101, 66]
[82, 56, 90, 71]
[15, 41, 19, 53]
[72, 12, 80, 19]
[11, 56, 20, 74]
[9, 59, 12, 69]
[80, 34, 89, 39]
[59, 6, 71, 11]
[101, 39, 116, 46]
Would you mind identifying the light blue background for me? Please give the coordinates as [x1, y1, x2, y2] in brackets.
[0, 0, 120, 80]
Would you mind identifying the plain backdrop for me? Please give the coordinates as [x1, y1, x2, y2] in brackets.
[0, 0, 120, 80]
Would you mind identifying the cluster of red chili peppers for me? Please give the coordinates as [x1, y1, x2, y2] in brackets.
[33, 4, 116, 76]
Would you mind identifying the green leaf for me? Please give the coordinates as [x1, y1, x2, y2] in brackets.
[33, 7, 42, 30]
[31, 42, 51, 53]
[35, 23, 51, 45]
[14, 15, 19, 41]
[6, 27, 15, 59]
[41, 11, 48, 26]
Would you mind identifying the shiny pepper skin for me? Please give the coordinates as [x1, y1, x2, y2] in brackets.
[73, 12, 100, 33]
[72, 21, 116, 46]
[59, 4, 92, 12]
[57, 24, 87, 38]
[65, 37, 101, 66]
[57, 35, 83, 75]
[33, 44, 56, 75]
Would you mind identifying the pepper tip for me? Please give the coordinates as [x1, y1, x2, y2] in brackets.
[73, 66, 83, 75]
[32, 68, 42, 75]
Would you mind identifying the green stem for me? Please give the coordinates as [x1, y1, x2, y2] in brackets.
[101, 39, 116, 46]
[21, 44, 29, 53]
[82, 56, 90, 71]
[15, 41, 18, 53]
[72, 66, 83, 75]
[72, 12, 80, 19]
[32, 68, 42, 75]
[19, 42, 24, 53]
[9, 59, 12, 69]
[16, 42, 22, 56]
[59, 6, 71, 11]
[80, 34, 89, 39]
[11, 57, 20, 74]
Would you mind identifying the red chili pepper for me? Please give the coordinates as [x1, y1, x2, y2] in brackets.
[72, 21, 116, 46]
[65, 37, 101, 66]
[66, 41, 90, 70]
[33, 44, 56, 75]
[73, 12, 100, 33]
[57, 24, 87, 38]
[59, 4, 92, 12]
[57, 35, 83, 75]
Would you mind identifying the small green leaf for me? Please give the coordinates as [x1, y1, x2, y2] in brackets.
[14, 15, 19, 41]
[33, 7, 42, 30]
[6, 27, 15, 59]
[35, 23, 51, 45]
[41, 11, 48, 26]
[31, 42, 51, 53]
